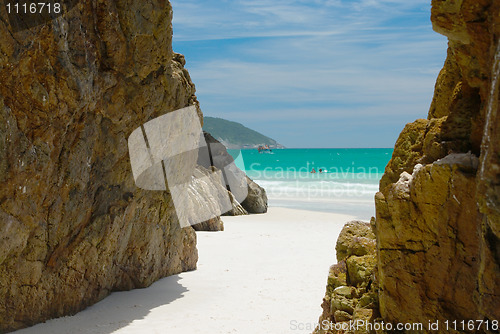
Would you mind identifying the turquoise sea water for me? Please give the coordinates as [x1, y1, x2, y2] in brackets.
[228, 148, 393, 220]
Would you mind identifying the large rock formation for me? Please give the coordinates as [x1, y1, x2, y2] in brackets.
[375, 0, 500, 329]
[0, 1, 206, 332]
[241, 176, 268, 214]
[201, 131, 268, 215]
[314, 221, 379, 334]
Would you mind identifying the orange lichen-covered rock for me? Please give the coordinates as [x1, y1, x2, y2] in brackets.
[0, 1, 202, 332]
[375, 0, 500, 329]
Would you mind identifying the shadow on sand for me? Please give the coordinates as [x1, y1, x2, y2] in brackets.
[13, 275, 187, 334]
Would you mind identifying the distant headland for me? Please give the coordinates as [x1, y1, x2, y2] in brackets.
[203, 116, 285, 149]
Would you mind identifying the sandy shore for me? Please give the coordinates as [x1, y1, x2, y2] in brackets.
[14, 207, 356, 334]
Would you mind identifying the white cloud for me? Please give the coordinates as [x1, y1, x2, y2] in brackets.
[170, 0, 447, 147]
[171, 0, 433, 41]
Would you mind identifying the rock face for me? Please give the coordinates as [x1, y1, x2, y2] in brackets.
[376, 155, 483, 324]
[375, 0, 500, 329]
[241, 177, 268, 214]
[0, 1, 207, 332]
[201, 131, 268, 215]
[184, 166, 228, 232]
[314, 221, 379, 334]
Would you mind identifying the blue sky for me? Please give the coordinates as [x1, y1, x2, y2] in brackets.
[170, 0, 447, 148]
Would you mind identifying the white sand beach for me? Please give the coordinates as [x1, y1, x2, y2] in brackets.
[13, 207, 357, 334]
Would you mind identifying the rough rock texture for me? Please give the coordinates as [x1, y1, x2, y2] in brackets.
[0, 1, 206, 332]
[184, 166, 227, 232]
[375, 0, 500, 330]
[336, 220, 377, 262]
[241, 176, 268, 214]
[223, 190, 249, 217]
[314, 221, 379, 334]
[201, 131, 267, 215]
[376, 154, 483, 325]
[199, 131, 248, 217]
[191, 216, 224, 232]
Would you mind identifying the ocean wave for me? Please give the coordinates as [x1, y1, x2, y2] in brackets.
[245, 171, 383, 184]
[255, 179, 379, 198]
